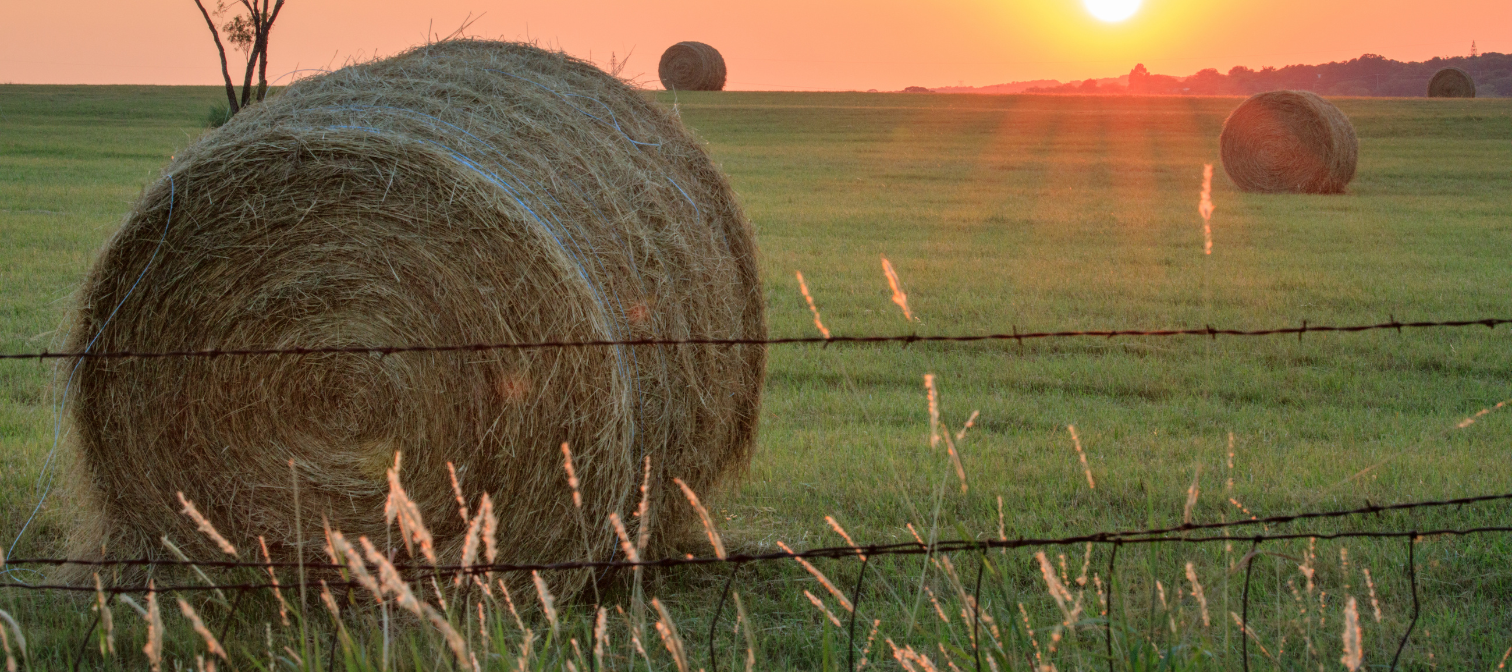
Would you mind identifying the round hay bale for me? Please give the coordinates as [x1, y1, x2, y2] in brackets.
[1427, 67, 1476, 98]
[658, 41, 727, 91]
[1218, 90, 1358, 194]
[65, 40, 765, 590]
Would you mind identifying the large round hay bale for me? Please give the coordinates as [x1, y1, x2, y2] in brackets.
[658, 41, 727, 91]
[1219, 90, 1358, 194]
[66, 40, 765, 589]
[1427, 67, 1476, 98]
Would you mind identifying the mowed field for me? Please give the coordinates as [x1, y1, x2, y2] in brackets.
[1, 85, 1511, 669]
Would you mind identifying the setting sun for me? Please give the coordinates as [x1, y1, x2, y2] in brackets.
[1084, 0, 1142, 22]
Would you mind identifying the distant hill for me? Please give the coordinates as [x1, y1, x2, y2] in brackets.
[935, 52, 1512, 98]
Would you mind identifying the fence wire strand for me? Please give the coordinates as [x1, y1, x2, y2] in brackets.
[0, 316, 1505, 361]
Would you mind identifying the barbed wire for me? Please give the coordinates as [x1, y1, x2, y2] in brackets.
[0, 316, 1505, 361]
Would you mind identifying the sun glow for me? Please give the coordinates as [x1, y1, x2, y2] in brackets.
[1083, 0, 1142, 22]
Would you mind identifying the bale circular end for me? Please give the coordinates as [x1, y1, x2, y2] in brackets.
[67, 40, 765, 590]
[1427, 67, 1476, 98]
[658, 42, 727, 92]
[1219, 90, 1358, 194]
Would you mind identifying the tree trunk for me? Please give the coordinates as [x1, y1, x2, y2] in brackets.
[255, 0, 286, 102]
[192, 0, 240, 113]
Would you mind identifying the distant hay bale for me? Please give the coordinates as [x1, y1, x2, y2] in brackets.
[1219, 90, 1358, 194]
[1427, 67, 1476, 98]
[658, 41, 726, 91]
[65, 40, 765, 590]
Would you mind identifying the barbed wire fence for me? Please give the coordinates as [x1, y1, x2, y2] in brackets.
[2, 315, 1510, 671]
[3, 493, 1510, 672]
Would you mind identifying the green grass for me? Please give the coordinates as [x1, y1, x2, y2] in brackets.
[2, 85, 1511, 669]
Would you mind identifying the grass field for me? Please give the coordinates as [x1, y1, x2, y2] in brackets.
[1, 84, 1510, 669]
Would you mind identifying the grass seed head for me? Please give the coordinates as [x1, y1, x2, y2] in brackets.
[177, 492, 237, 556]
[1341, 596, 1362, 671]
[796, 271, 831, 338]
[777, 541, 853, 612]
[177, 598, 228, 659]
[880, 254, 915, 321]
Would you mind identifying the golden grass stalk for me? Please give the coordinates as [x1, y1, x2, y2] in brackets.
[880, 255, 915, 321]
[887, 639, 941, 672]
[593, 607, 609, 670]
[0, 617, 15, 672]
[673, 477, 726, 558]
[1362, 568, 1382, 622]
[479, 492, 498, 566]
[385, 452, 438, 565]
[358, 536, 422, 615]
[92, 574, 115, 656]
[857, 618, 881, 671]
[925, 373, 941, 448]
[0, 613, 25, 671]
[825, 516, 866, 560]
[1185, 562, 1210, 627]
[922, 584, 950, 623]
[776, 541, 853, 612]
[326, 528, 380, 601]
[955, 410, 979, 442]
[1035, 551, 1080, 626]
[1340, 597, 1362, 671]
[177, 598, 228, 659]
[447, 461, 470, 524]
[1457, 399, 1509, 428]
[634, 454, 653, 552]
[651, 598, 691, 672]
[143, 583, 163, 672]
[1229, 612, 1275, 660]
[457, 512, 483, 585]
[561, 442, 583, 509]
[804, 590, 844, 627]
[907, 523, 927, 548]
[418, 602, 476, 672]
[176, 492, 237, 556]
[320, 580, 341, 619]
[997, 496, 1007, 542]
[258, 536, 292, 625]
[795, 271, 831, 339]
[1226, 433, 1236, 493]
[609, 512, 641, 563]
[1183, 467, 1201, 526]
[1066, 425, 1096, 489]
[195, 653, 216, 672]
[1199, 163, 1214, 255]
[498, 580, 527, 632]
[532, 570, 559, 634]
[733, 591, 757, 672]
[1496, 647, 1511, 670]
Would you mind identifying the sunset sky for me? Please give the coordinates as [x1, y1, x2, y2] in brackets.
[1, 0, 1504, 90]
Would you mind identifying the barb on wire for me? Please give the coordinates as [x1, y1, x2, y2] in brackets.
[0, 317, 1505, 361]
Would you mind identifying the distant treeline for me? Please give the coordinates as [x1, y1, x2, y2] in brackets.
[1025, 52, 1512, 97]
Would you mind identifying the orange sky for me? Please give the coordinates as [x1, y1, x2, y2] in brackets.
[1, 1, 1505, 90]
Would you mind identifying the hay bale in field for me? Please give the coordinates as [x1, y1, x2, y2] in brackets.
[1219, 90, 1358, 194]
[658, 41, 726, 91]
[1427, 67, 1476, 98]
[64, 39, 765, 591]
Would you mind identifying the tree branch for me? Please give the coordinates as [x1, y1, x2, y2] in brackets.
[192, 0, 240, 113]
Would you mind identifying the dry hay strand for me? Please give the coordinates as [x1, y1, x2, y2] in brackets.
[658, 41, 727, 92]
[63, 39, 765, 593]
[1219, 90, 1358, 194]
[1427, 67, 1476, 98]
